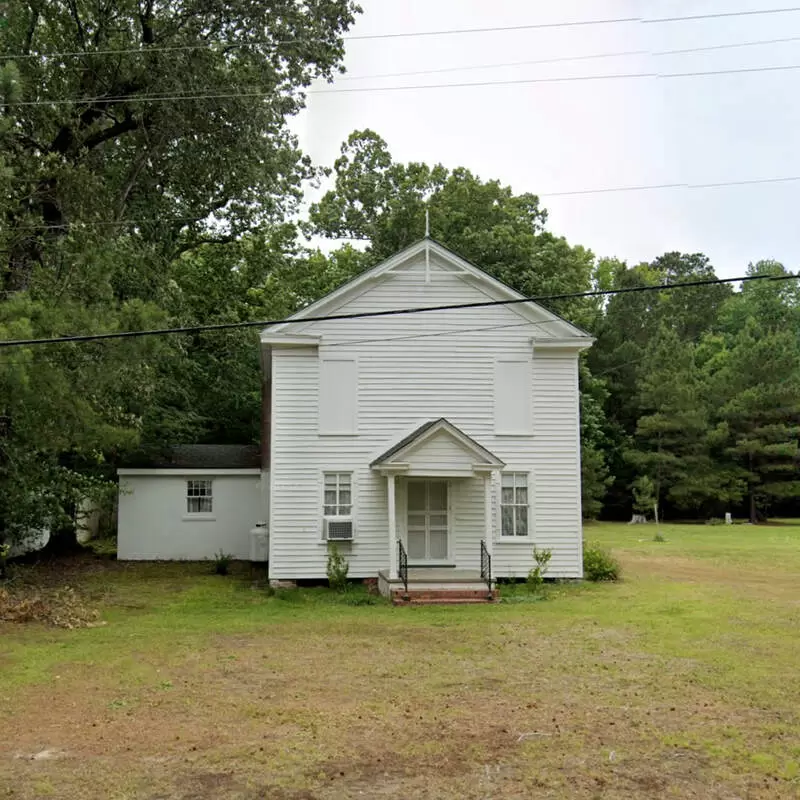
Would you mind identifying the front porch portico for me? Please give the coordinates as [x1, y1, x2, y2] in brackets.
[370, 418, 505, 594]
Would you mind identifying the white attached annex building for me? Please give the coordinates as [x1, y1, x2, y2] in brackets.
[118, 238, 593, 595]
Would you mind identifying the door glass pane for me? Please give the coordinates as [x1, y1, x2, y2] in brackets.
[429, 513, 447, 530]
[428, 481, 447, 511]
[515, 506, 528, 537]
[429, 530, 448, 559]
[408, 530, 426, 560]
[408, 482, 426, 511]
[407, 513, 426, 531]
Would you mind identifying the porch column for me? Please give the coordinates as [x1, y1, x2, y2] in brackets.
[387, 474, 398, 579]
[483, 471, 494, 559]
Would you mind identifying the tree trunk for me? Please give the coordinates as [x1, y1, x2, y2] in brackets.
[749, 491, 757, 525]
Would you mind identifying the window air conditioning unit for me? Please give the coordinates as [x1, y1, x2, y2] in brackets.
[324, 517, 354, 541]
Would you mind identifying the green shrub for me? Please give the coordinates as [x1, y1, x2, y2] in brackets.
[88, 537, 118, 558]
[526, 545, 552, 593]
[326, 543, 349, 592]
[653, 531, 666, 543]
[212, 550, 233, 576]
[582, 541, 620, 582]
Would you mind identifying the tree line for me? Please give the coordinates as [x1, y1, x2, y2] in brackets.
[1, 2, 797, 544]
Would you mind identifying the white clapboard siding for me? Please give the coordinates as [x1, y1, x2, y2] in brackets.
[268, 254, 584, 579]
[402, 431, 479, 476]
[118, 473, 263, 561]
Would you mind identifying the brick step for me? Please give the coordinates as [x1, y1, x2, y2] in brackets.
[392, 589, 499, 605]
[393, 597, 495, 606]
[392, 589, 497, 598]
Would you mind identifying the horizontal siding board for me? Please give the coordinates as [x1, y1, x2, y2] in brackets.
[269, 258, 584, 579]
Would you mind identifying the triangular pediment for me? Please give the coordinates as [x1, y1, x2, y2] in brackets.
[262, 238, 593, 343]
[370, 418, 504, 475]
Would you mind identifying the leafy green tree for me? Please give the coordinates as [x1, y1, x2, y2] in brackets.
[0, 1, 359, 542]
[631, 475, 656, 518]
[589, 252, 734, 518]
[707, 265, 800, 521]
[309, 129, 595, 312]
[625, 326, 731, 514]
[312, 129, 612, 516]
[579, 364, 613, 519]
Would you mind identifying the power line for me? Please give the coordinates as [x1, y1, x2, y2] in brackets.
[659, 35, 800, 56]
[11, 61, 800, 107]
[5, 174, 800, 235]
[0, 273, 796, 349]
[4, 7, 800, 62]
[339, 36, 800, 82]
[540, 175, 800, 197]
[0, 17, 640, 61]
[325, 319, 560, 348]
[644, 6, 800, 24]
[6, 215, 214, 231]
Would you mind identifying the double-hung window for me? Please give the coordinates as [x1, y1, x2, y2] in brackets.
[500, 473, 529, 537]
[186, 479, 213, 514]
[324, 473, 352, 516]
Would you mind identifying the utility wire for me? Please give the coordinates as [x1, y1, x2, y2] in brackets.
[541, 174, 800, 197]
[645, 7, 800, 24]
[340, 36, 800, 82]
[10, 62, 800, 107]
[5, 175, 800, 235]
[1, 273, 796, 349]
[325, 319, 561, 348]
[0, 17, 640, 60]
[4, 7, 800, 61]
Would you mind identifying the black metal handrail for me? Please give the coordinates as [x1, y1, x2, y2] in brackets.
[480, 539, 493, 599]
[398, 539, 409, 600]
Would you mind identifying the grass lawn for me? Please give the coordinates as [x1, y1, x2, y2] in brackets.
[1, 522, 799, 799]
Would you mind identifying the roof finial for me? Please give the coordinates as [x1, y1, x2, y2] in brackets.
[425, 207, 430, 238]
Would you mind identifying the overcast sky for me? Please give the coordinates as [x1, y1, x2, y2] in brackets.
[293, 0, 800, 278]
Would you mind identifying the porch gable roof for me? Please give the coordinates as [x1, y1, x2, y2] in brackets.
[370, 418, 505, 474]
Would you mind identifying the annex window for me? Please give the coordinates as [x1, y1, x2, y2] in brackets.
[494, 360, 533, 434]
[500, 473, 529, 537]
[186, 479, 213, 514]
[323, 472, 352, 516]
[319, 358, 358, 434]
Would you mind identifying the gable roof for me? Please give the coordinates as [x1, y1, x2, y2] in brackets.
[370, 418, 505, 470]
[262, 237, 593, 342]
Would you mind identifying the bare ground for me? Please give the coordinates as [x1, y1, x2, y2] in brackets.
[1, 545, 799, 799]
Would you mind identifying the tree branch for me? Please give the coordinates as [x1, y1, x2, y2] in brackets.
[66, 0, 87, 49]
[170, 235, 236, 259]
[24, 7, 40, 55]
[140, 0, 155, 45]
[81, 111, 141, 151]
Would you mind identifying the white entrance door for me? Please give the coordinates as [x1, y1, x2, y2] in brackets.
[407, 480, 449, 562]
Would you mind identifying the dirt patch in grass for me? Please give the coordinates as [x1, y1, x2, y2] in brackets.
[0, 585, 101, 628]
[2, 619, 798, 799]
